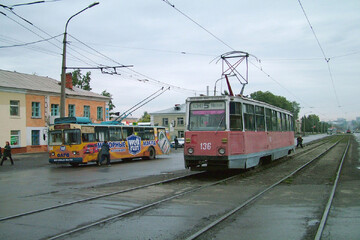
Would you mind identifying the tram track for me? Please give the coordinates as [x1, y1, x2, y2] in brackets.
[0, 136, 342, 240]
[185, 136, 350, 240]
[43, 137, 342, 240]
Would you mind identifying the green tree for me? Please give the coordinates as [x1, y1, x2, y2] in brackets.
[250, 91, 300, 120]
[72, 70, 92, 90]
[101, 90, 115, 111]
[138, 111, 151, 122]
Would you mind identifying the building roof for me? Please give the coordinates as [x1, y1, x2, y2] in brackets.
[0, 69, 109, 100]
[150, 104, 186, 115]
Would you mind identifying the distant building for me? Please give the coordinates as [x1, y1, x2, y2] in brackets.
[150, 104, 186, 140]
[0, 69, 110, 153]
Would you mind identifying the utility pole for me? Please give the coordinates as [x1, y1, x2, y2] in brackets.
[60, 2, 99, 117]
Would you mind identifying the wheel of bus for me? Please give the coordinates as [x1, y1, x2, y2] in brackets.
[70, 163, 79, 167]
[146, 147, 156, 160]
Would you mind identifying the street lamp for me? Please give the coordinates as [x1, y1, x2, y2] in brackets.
[60, 2, 99, 117]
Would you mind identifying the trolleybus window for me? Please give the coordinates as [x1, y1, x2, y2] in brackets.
[49, 130, 62, 146]
[244, 104, 255, 131]
[189, 102, 225, 131]
[122, 127, 134, 139]
[82, 126, 95, 142]
[64, 129, 81, 145]
[255, 106, 265, 131]
[109, 127, 122, 141]
[135, 127, 155, 140]
[230, 102, 242, 131]
[265, 108, 272, 131]
[95, 127, 109, 142]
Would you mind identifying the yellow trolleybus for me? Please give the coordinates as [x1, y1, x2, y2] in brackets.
[48, 117, 170, 166]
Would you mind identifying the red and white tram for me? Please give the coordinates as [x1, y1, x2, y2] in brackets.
[184, 95, 294, 170]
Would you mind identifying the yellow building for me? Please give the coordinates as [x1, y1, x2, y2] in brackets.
[0, 69, 110, 153]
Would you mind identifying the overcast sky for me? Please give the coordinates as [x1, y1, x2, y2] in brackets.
[1, 0, 359, 121]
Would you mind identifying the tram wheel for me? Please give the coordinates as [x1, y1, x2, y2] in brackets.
[70, 163, 79, 167]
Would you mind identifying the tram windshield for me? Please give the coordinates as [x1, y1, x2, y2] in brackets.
[189, 101, 226, 131]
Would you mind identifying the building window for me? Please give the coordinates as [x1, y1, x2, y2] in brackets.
[32, 102, 41, 118]
[68, 104, 75, 117]
[10, 100, 20, 116]
[97, 107, 103, 121]
[10, 130, 20, 147]
[84, 105, 90, 118]
[178, 131, 184, 138]
[51, 104, 59, 116]
[177, 117, 184, 126]
[162, 118, 168, 126]
[31, 130, 40, 146]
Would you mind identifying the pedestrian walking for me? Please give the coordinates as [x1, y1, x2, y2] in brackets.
[98, 141, 111, 166]
[1, 141, 14, 166]
[296, 136, 303, 148]
[174, 136, 179, 150]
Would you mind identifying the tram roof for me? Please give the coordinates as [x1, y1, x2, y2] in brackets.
[186, 95, 292, 115]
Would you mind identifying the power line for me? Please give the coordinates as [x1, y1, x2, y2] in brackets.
[297, 0, 341, 108]
[162, 0, 235, 51]
[68, 34, 204, 94]
[0, 33, 62, 48]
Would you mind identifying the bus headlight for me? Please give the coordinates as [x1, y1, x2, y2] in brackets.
[218, 148, 225, 155]
[187, 148, 194, 154]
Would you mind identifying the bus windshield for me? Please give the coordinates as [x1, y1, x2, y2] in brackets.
[64, 129, 81, 145]
[49, 130, 62, 146]
[189, 101, 226, 131]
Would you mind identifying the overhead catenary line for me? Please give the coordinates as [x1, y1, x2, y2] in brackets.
[68, 33, 202, 94]
[0, 33, 62, 48]
[297, 0, 341, 108]
[162, 0, 235, 51]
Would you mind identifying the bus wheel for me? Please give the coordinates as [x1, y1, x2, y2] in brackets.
[147, 147, 156, 160]
[70, 163, 79, 167]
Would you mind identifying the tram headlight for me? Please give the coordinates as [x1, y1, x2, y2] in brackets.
[73, 151, 79, 155]
[187, 148, 194, 154]
[218, 148, 225, 155]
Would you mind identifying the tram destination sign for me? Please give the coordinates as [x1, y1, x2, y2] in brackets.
[191, 101, 225, 110]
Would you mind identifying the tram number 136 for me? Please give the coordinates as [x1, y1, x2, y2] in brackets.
[200, 142, 211, 150]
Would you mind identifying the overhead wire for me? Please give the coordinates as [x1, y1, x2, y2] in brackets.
[297, 0, 341, 108]
[68, 33, 203, 94]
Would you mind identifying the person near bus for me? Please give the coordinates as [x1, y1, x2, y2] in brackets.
[98, 141, 111, 166]
[174, 136, 179, 150]
[1, 141, 14, 166]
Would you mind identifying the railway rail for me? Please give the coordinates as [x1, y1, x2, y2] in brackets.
[0, 135, 349, 240]
[186, 136, 350, 240]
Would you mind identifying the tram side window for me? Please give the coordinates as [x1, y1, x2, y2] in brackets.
[230, 102, 243, 131]
[289, 115, 294, 131]
[122, 127, 134, 140]
[64, 129, 81, 145]
[49, 130, 62, 145]
[265, 108, 272, 131]
[244, 104, 255, 131]
[280, 113, 286, 131]
[95, 127, 109, 142]
[109, 127, 122, 141]
[272, 110, 278, 131]
[255, 106, 265, 131]
[277, 112, 282, 131]
[284, 114, 289, 131]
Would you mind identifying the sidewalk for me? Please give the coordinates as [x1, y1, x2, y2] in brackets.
[0, 152, 49, 170]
